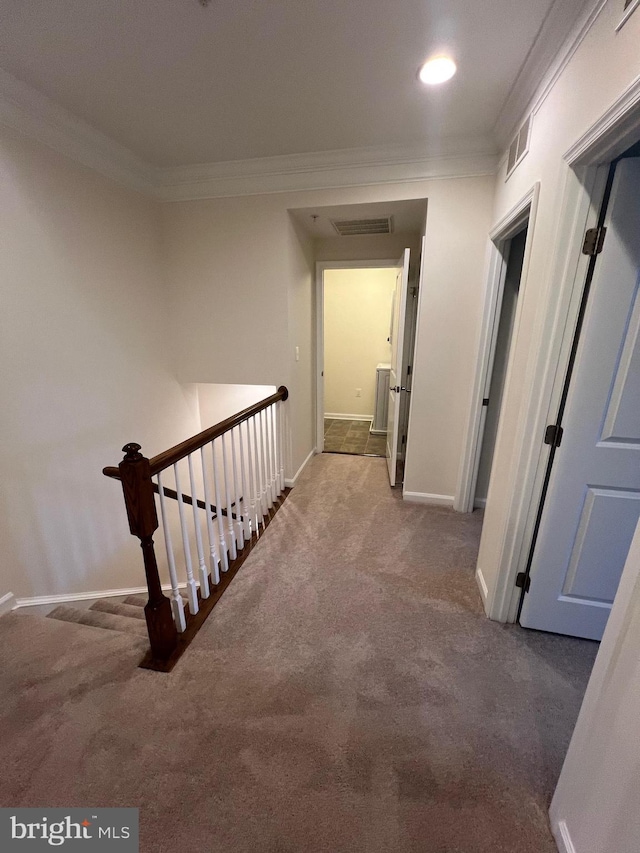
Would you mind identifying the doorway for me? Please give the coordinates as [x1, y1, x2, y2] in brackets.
[474, 226, 528, 509]
[320, 264, 397, 459]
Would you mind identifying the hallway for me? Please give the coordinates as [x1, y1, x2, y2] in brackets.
[0, 454, 597, 852]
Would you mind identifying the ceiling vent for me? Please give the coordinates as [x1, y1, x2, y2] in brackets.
[506, 114, 532, 180]
[330, 216, 393, 237]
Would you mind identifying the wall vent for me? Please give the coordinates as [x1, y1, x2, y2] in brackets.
[330, 216, 393, 237]
[506, 114, 532, 180]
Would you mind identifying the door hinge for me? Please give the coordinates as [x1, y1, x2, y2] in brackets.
[544, 424, 563, 448]
[582, 226, 606, 256]
[482, 398, 490, 407]
[515, 572, 531, 593]
[407, 364, 412, 376]
[401, 435, 406, 445]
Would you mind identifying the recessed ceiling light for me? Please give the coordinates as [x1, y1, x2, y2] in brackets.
[418, 56, 457, 85]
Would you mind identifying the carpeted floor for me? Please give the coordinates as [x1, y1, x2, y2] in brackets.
[0, 454, 598, 852]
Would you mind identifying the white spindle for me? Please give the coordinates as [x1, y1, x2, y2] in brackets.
[230, 427, 245, 548]
[244, 418, 259, 535]
[156, 471, 186, 632]
[173, 462, 199, 615]
[252, 414, 267, 524]
[270, 404, 280, 499]
[238, 421, 252, 540]
[211, 438, 230, 571]
[260, 408, 274, 510]
[188, 453, 210, 600]
[200, 445, 221, 585]
[277, 399, 285, 491]
[221, 433, 238, 560]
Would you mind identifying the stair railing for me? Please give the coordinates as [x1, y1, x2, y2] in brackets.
[103, 386, 289, 670]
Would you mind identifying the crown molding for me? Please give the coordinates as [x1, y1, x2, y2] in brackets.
[0, 66, 497, 200]
[0, 68, 159, 194]
[156, 141, 498, 202]
[494, 0, 608, 148]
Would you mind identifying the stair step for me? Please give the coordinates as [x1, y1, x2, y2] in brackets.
[47, 605, 148, 637]
[122, 595, 147, 608]
[90, 599, 146, 620]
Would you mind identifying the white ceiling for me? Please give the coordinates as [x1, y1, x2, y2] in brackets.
[0, 0, 589, 168]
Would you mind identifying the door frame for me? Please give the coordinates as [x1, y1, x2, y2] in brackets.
[479, 81, 640, 623]
[315, 259, 399, 453]
[454, 183, 540, 514]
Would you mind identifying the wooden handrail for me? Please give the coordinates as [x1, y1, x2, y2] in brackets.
[103, 385, 288, 480]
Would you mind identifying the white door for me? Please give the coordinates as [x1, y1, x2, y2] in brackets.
[520, 158, 640, 640]
[386, 248, 410, 485]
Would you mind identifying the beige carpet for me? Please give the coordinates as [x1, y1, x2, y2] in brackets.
[0, 454, 597, 852]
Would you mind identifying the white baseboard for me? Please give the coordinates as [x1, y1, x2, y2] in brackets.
[369, 428, 387, 436]
[552, 819, 577, 853]
[476, 568, 489, 603]
[0, 592, 16, 617]
[402, 491, 455, 507]
[285, 448, 316, 488]
[324, 413, 373, 421]
[14, 583, 191, 610]
[474, 498, 487, 509]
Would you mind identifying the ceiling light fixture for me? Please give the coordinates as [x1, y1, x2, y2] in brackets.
[418, 56, 457, 85]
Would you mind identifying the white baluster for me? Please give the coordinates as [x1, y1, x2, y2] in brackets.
[238, 421, 252, 540]
[211, 438, 230, 572]
[270, 404, 280, 500]
[221, 432, 238, 560]
[260, 408, 274, 510]
[200, 445, 221, 585]
[244, 417, 258, 535]
[277, 399, 286, 491]
[251, 415, 267, 527]
[188, 453, 210, 600]
[156, 472, 186, 632]
[230, 427, 245, 549]
[173, 462, 199, 615]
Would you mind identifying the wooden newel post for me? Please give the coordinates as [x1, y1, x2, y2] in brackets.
[119, 443, 178, 661]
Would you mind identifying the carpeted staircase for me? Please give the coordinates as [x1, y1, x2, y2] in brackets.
[47, 594, 163, 639]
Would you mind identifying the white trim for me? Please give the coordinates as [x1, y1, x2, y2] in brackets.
[565, 73, 640, 166]
[284, 447, 316, 488]
[0, 68, 157, 195]
[0, 592, 16, 617]
[476, 569, 489, 603]
[495, 0, 608, 147]
[617, 0, 640, 32]
[402, 491, 455, 507]
[552, 820, 577, 853]
[324, 413, 373, 422]
[454, 183, 540, 513]
[13, 584, 186, 609]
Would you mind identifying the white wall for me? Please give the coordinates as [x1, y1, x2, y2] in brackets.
[477, 0, 640, 610]
[323, 268, 396, 418]
[161, 177, 495, 498]
[0, 126, 201, 601]
[550, 516, 640, 853]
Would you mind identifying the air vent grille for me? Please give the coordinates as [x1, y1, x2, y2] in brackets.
[330, 216, 393, 237]
[506, 114, 532, 180]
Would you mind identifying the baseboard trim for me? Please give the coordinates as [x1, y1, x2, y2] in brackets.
[285, 448, 316, 488]
[402, 491, 455, 507]
[552, 819, 577, 853]
[324, 413, 373, 422]
[474, 498, 487, 509]
[0, 592, 16, 617]
[369, 428, 387, 436]
[14, 583, 189, 610]
[476, 568, 489, 603]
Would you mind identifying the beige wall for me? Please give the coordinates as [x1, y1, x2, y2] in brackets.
[477, 1, 640, 610]
[0, 126, 201, 600]
[323, 268, 396, 418]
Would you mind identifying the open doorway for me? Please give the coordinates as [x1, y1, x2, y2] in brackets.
[474, 226, 528, 508]
[322, 265, 397, 458]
